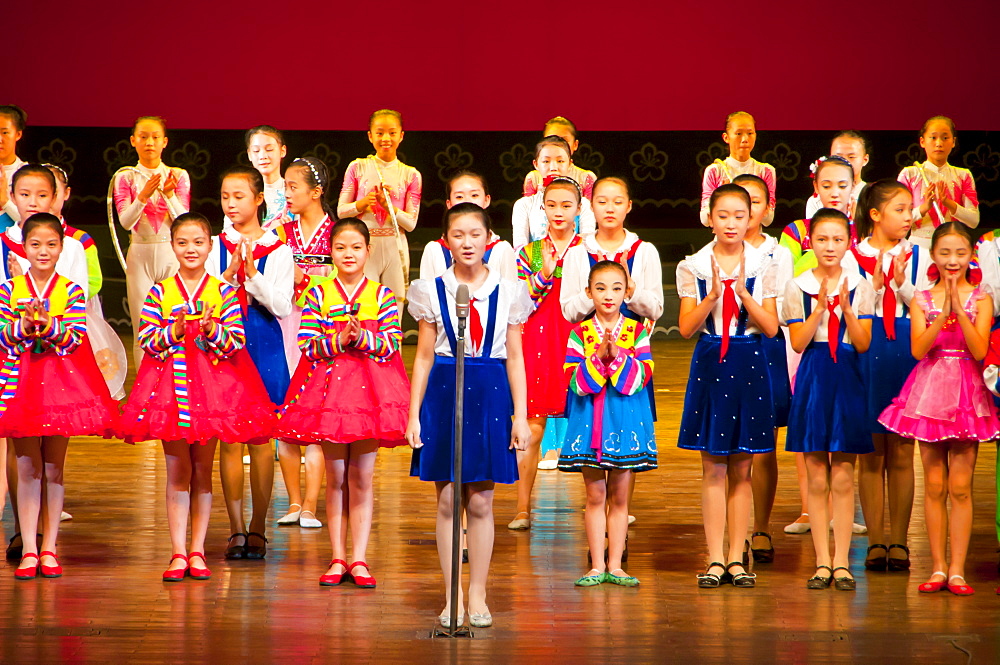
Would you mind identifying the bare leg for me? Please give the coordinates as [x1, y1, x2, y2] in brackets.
[246, 442, 275, 537]
[219, 443, 247, 536]
[918, 442, 949, 582]
[162, 440, 193, 573]
[751, 445, 778, 544]
[188, 441, 218, 568]
[581, 467, 608, 574]
[0, 437, 7, 518]
[803, 452, 832, 568]
[346, 440, 378, 575]
[945, 441, 978, 580]
[7, 443, 19, 535]
[12, 437, 43, 572]
[859, 434, 886, 555]
[276, 440, 304, 516]
[301, 443, 325, 519]
[701, 453, 729, 568]
[785, 452, 811, 531]
[36, 437, 69, 565]
[606, 469, 632, 574]
[829, 453, 857, 574]
[464, 481, 495, 616]
[513, 417, 544, 519]
[435, 482, 463, 615]
[321, 443, 347, 576]
[885, 435, 915, 552]
[726, 453, 753, 568]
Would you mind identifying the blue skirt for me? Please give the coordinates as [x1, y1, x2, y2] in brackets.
[761, 330, 791, 428]
[558, 385, 657, 472]
[410, 356, 518, 484]
[786, 342, 874, 454]
[860, 317, 916, 434]
[677, 334, 776, 455]
[244, 304, 291, 405]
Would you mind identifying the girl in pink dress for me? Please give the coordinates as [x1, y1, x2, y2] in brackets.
[879, 223, 1000, 596]
[699, 111, 777, 227]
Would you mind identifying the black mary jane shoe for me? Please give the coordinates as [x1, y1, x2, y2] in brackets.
[833, 567, 856, 591]
[727, 561, 756, 588]
[698, 562, 726, 588]
[6, 533, 23, 562]
[751, 532, 775, 564]
[807, 565, 833, 589]
[887, 544, 910, 572]
[245, 532, 268, 560]
[224, 533, 247, 560]
[864, 544, 888, 571]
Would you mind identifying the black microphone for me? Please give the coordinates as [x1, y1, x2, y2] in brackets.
[455, 284, 470, 337]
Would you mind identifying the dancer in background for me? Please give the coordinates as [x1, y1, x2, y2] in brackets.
[0, 105, 27, 227]
[700, 111, 776, 227]
[522, 116, 598, 199]
[806, 131, 869, 219]
[244, 125, 290, 230]
[780, 156, 858, 274]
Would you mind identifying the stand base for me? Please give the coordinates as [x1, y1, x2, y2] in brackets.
[431, 625, 475, 639]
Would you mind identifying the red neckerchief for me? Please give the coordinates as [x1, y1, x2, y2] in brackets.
[589, 237, 643, 264]
[852, 246, 910, 340]
[818, 294, 841, 362]
[220, 235, 282, 314]
[720, 279, 739, 361]
[1, 234, 26, 259]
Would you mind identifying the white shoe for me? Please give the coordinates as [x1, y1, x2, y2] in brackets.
[784, 514, 810, 534]
[276, 503, 302, 525]
[439, 608, 465, 628]
[507, 512, 530, 530]
[852, 522, 867, 534]
[469, 609, 493, 628]
[537, 459, 558, 470]
[60, 511, 73, 522]
[627, 515, 636, 526]
[299, 510, 322, 528]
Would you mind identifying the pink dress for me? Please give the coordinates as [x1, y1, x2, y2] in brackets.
[879, 287, 1000, 442]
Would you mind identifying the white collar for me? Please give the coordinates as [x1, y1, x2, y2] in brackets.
[686, 240, 768, 280]
[221, 226, 280, 247]
[856, 237, 909, 258]
[922, 161, 950, 175]
[726, 156, 754, 168]
[442, 263, 501, 301]
[793, 267, 862, 295]
[583, 231, 640, 256]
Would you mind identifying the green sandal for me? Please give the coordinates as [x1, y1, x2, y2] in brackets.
[606, 569, 640, 587]
[574, 570, 607, 587]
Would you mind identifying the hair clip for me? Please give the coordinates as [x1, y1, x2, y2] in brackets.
[543, 175, 582, 194]
[41, 163, 69, 185]
[293, 158, 323, 187]
[809, 155, 851, 179]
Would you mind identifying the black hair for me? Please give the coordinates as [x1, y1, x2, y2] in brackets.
[543, 116, 578, 140]
[592, 176, 631, 200]
[171, 212, 212, 239]
[330, 218, 370, 246]
[245, 124, 285, 148]
[854, 179, 912, 240]
[732, 173, 768, 201]
[725, 111, 755, 132]
[810, 208, 851, 234]
[534, 135, 572, 161]
[443, 201, 492, 234]
[921, 115, 956, 138]
[369, 109, 403, 130]
[931, 221, 974, 253]
[543, 176, 582, 205]
[814, 155, 855, 182]
[287, 157, 335, 218]
[588, 260, 628, 285]
[221, 165, 267, 224]
[708, 183, 751, 214]
[12, 163, 56, 193]
[832, 130, 870, 165]
[22, 213, 64, 242]
[132, 115, 166, 134]
[445, 170, 490, 200]
[0, 104, 27, 132]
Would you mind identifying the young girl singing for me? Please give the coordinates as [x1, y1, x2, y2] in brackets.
[277, 219, 409, 589]
[0, 214, 119, 579]
[406, 203, 532, 629]
[880, 223, 998, 596]
[700, 112, 777, 227]
[118, 213, 277, 581]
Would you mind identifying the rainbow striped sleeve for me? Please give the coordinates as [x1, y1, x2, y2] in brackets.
[298, 285, 338, 361]
[516, 244, 551, 306]
[779, 222, 804, 265]
[137, 284, 180, 360]
[67, 227, 103, 296]
[203, 285, 246, 359]
[565, 326, 607, 396]
[607, 326, 653, 396]
[0, 280, 28, 352]
[38, 282, 86, 356]
[354, 286, 402, 360]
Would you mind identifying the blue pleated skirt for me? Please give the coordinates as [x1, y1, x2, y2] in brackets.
[558, 385, 657, 472]
[860, 317, 916, 434]
[410, 356, 518, 484]
[786, 342, 874, 454]
[761, 330, 791, 428]
[244, 304, 291, 405]
[677, 334, 776, 455]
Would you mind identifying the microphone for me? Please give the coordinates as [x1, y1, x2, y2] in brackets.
[455, 284, 470, 338]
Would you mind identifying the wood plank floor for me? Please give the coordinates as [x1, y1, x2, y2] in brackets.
[2, 338, 999, 664]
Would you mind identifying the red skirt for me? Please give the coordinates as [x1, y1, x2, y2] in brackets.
[118, 325, 277, 445]
[276, 348, 409, 447]
[0, 337, 119, 438]
[522, 281, 573, 418]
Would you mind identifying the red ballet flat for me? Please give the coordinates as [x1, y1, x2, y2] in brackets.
[320, 559, 349, 587]
[188, 552, 211, 580]
[15, 553, 39, 580]
[162, 554, 189, 582]
[918, 572, 948, 593]
[947, 575, 974, 596]
[39, 551, 63, 578]
[348, 561, 376, 588]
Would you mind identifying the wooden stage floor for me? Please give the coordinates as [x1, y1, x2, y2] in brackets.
[2, 338, 999, 664]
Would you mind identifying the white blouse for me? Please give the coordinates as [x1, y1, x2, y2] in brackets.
[781, 270, 876, 343]
[418, 232, 517, 282]
[852, 238, 935, 318]
[205, 227, 295, 319]
[755, 234, 794, 310]
[511, 191, 595, 251]
[407, 264, 533, 359]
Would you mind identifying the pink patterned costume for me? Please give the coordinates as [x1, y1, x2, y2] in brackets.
[699, 157, 776, 226]
[898, 162, 979, 249]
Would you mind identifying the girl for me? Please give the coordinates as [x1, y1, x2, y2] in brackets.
[277, 219, 409, 588]
[733, 174, 793, 563]
[511, 136, 595, 250]
[406, 203, 532, 628]
[209, 166, 295, 560]
[0, 105, 27, 226]
[419, 171, 516, 281]
[852, 180, 926, 572]
[117, 213, 277, 581]
[783, 209, 875, 591]
[510, 177, 584, 531]
[806, 131, 870, 219]
[111, 115, 191, 365]
[700, 111, 777, 227]
[898, 117, 979, 249]
[337, 109, 422, 301]
[559, 261, 656, 587]
[0, 214, 119, 579]
[274, 156, 336, 529]
[677, 184, 779, 589]
[780, 156, 858, 275]
[244, 125, 290, 230]
[879, 223, 998, 596]
[522, 116, 598, 199]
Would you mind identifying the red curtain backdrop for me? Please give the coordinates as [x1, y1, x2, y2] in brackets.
[13, 0, 1000, 131]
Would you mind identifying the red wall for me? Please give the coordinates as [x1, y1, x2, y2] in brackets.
[14, 0, 1000, 130]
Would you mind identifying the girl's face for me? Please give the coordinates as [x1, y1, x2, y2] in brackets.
[830, 137, 868, 184]
[445, 214, 488, 267]
[871, 190, 914, 241]
[814, 164, 854, 213]
[740, 183, 769, 237]
[0, 114, 22, 163]
[130, 119, 168, 164]
[709, 193, 750, 246]
[931, 233, 973, 279]
[13, 175, 54, 222]
[284, 166, 320, 215]
[544, 124, 579, 154]
[24, 226, 62, 273]
[543, 186, 580, 233]
[586, 267, 627, 316]
[50, 176, 70, 218]
[331, 229, 369, 278]
[247, 133, 286, 179]
[533, 146, 571, 178]
[724, 116, 756, 160]
[446, 176, 490, 209]
[221, 176, 264, 228]
[368, 115, 403, 159]
[592, 182, 632, 233]
[811, 220, 850, 268]
[920, 120, 956, 166]
[171, 223, 212, 271]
